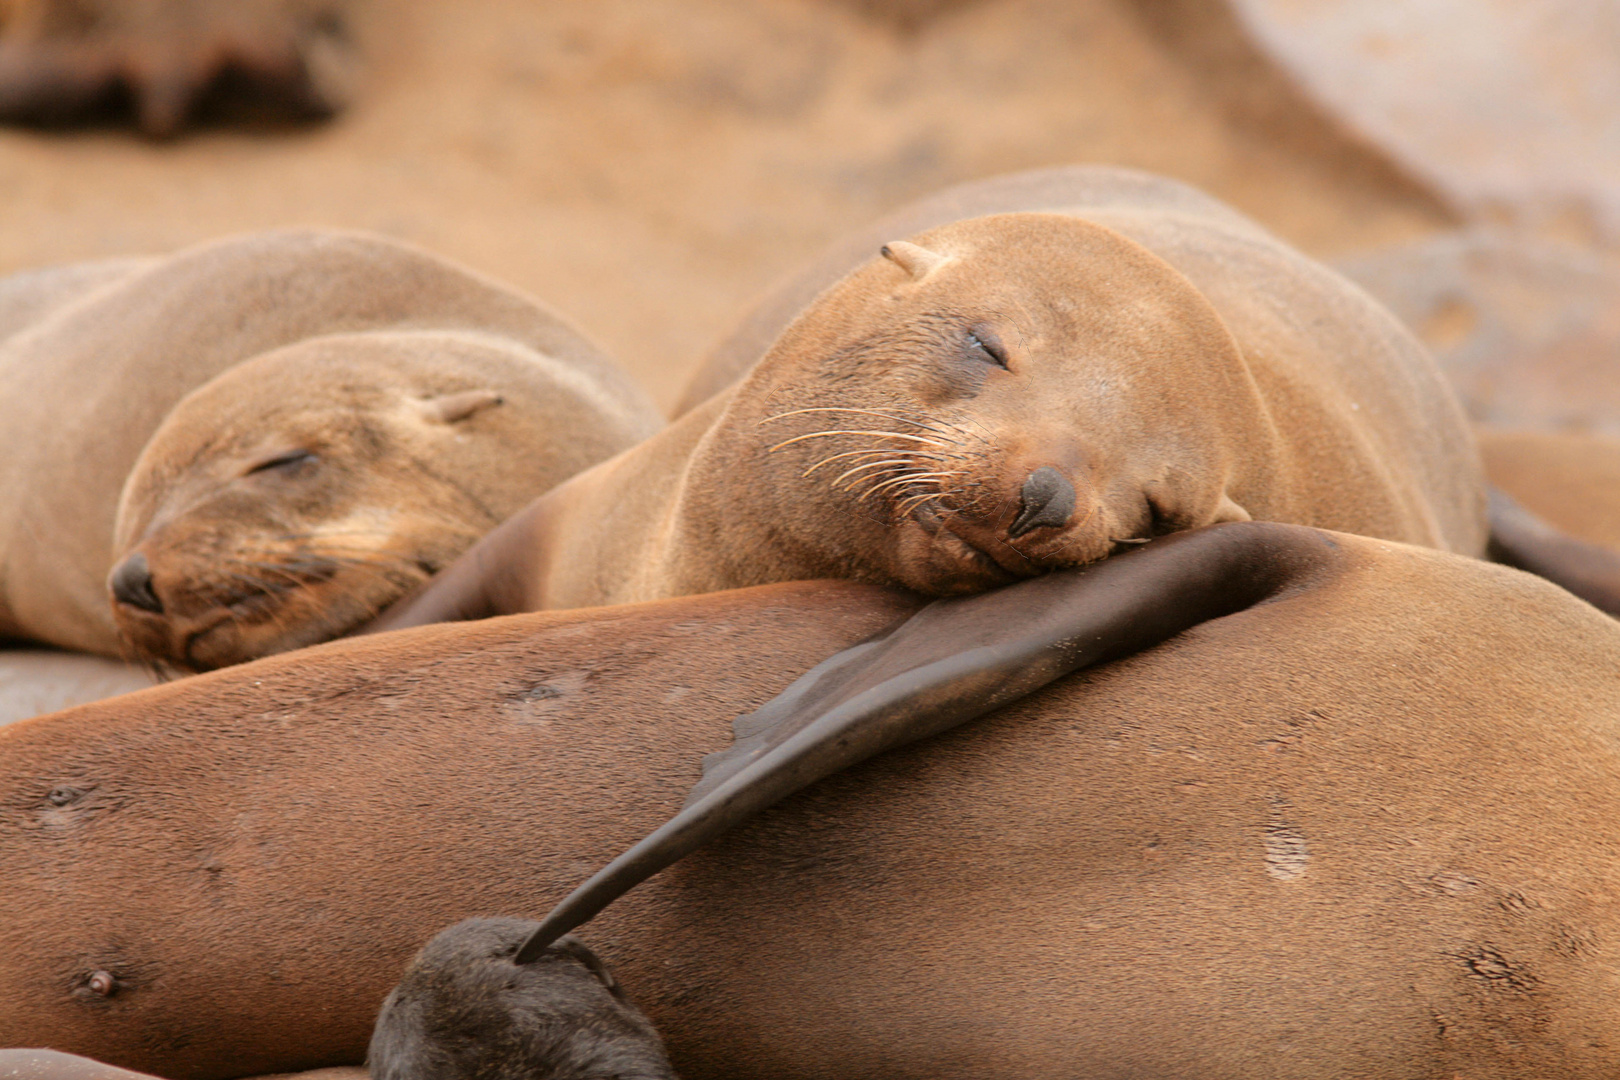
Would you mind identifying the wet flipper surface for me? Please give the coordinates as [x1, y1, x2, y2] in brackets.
[514, 520, 1346, 962]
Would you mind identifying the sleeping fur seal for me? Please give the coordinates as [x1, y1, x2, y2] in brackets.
[0, 229, 660, 669]
[10, 526, 1620, 1078]
[372, 166, 1486, 627]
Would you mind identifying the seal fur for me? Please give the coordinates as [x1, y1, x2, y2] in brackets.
[373, 166, 1485, 626]
[8, 532, 1620, 1077]
[0, 229, 660, 667]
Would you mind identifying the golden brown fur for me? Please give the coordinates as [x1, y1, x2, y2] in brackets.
[377, 167, 1483, 625]
[0, 229, 660, 667]
[8, 535, 1620, 1078]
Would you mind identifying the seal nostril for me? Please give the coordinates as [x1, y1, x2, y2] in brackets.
[110, 552, 164, 614]
[1009, 466, 1077, 538]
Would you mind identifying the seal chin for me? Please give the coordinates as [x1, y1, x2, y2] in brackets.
[888, 505, 1036, 594]
[111, 553, 435, 672]
[889, 500, 1118, 595]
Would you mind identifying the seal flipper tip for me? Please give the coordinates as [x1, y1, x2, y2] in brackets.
[1487, 487, 1620, 616]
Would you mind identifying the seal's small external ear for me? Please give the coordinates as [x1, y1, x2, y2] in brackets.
[1487, 487, 1620, 615]
[880, 241, 952, 282]
[1212, 494, 1252, 524]
[415, 389, 504, 424]
[511, 520, 1349, 962]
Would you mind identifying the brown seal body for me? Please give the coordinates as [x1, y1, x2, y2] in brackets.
[376, 166, 1483, 626]
[8, 533, 1620, 1079]
[0, 229, 661, 668]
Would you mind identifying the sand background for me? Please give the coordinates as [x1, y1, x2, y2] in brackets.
[0, 0, 1460, 411]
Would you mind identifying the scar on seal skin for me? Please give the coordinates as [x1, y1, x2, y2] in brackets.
[0, 0, 357, 137]
[370, 918, 677, 1080]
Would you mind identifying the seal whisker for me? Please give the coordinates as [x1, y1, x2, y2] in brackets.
[238, 547, 418, 574]
[829, 459, 924, 487]
[855, 474, 945, 504]
[760, 407, 960, 437]
[269, 529, 396, 542]
[224, 565, 319, 604]
[931, 412, 999, 452]
[895, 492, 949, 517]
[802, 447, 954, 477]
[769, 429, 954, 452]
[863, 470, 963, 496]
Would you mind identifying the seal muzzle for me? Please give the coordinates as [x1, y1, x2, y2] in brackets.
[1009, 466, 1076, 538]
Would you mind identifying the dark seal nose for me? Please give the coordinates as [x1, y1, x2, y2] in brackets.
[110, 552, 164, 614]
[1009, 466, 1077, 539]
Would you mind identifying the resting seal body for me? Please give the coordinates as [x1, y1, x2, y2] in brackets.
[8, 531, 1620, 1079]
[0, 229, 660, 669]
[375, 166, 1485, 625]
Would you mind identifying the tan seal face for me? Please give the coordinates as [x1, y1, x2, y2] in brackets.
[108, 330, 651, 671]
[710, 212, 1264, 596]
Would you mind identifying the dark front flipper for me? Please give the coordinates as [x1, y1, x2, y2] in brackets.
[513, 520, 1346, 962]
[0, 0, 355, 137]
[1488, 488, 1620, 616]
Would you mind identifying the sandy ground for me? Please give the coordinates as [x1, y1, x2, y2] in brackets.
[0, 0, 1452, 411]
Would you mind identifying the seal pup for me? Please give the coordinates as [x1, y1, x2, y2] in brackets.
[371, 165, 1486, 627]
[11, 528, 1620, 1078]
[369, 919, 677, 1080]
[0, 229, 661, 669]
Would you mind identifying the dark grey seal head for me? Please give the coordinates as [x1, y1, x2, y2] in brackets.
[369, 917, 676, 1080]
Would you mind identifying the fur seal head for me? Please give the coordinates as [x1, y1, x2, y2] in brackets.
[108, 329, 647, 671]
[699, 212, 1268, 596]
[369, 918, 676, 1080]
